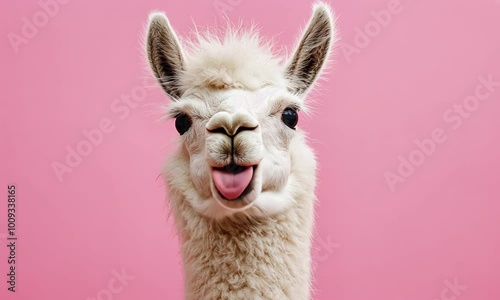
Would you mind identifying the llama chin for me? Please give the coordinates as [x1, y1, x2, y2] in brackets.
[146, 2, 337, 299]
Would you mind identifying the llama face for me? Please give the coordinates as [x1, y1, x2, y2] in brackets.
[146, 3, 335, 219]
[165, 87, 304, 216]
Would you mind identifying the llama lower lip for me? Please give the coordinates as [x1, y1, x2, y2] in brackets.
[212, 165, 254, 200]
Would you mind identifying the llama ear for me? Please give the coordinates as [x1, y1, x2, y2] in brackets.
[285, 3, 335, 95]
[146, 12, 185, 100]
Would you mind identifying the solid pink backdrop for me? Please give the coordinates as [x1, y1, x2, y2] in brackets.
[1, 0, 500, 299]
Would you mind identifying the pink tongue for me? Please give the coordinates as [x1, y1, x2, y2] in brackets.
[212, 167, 253, 200]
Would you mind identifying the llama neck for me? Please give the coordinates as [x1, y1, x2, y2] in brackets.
[171, 194, 314, 300]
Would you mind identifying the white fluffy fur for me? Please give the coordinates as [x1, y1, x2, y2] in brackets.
[146, 2, 336, 299]
[180, 29, 288, 92]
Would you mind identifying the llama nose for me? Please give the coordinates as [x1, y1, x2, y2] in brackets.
[206, 111, 258, 136]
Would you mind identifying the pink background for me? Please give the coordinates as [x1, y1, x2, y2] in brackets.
[2, 0, 500, 299]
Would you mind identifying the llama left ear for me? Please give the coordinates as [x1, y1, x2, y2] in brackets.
[285, 3, 336, 95]
[146, 12, 185, 100]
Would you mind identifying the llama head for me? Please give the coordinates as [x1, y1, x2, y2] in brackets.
[146, 3, 336, 219]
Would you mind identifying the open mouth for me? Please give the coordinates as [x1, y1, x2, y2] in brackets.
[212, 162, 255, 201]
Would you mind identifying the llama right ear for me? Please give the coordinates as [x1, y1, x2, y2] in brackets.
[285, 3, 335, 95]
[146, 13, 185, 100]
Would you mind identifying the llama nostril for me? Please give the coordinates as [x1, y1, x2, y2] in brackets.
[206, 111, 259, 136]
[234, 125, 258, 136]
[207, 127, 229, 135]
[207, 125, 257, 137]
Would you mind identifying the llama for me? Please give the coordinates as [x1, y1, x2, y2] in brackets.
[145, 3, 336, 299]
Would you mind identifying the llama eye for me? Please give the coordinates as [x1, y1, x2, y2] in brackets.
[175, 113, 192, 135]
[281, 107, 298, 129]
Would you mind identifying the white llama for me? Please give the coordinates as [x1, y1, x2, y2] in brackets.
[146, 2, 336, 299]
